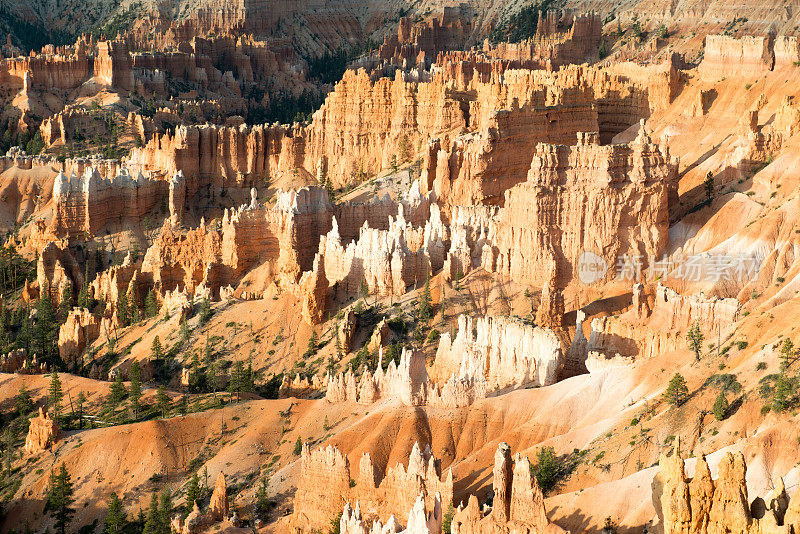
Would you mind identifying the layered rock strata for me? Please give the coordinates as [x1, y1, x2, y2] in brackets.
[292, 442, 452, 533]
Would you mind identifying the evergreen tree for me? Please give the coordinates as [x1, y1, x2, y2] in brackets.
[184, 473, 201, 518]
[77, 278, 90, 309]
[158, 490, 172, 534]
[145, 290, 158, 319]
[45, 462, 75, 534]
[293, 436, 303, 456]
[306, 330, 318, 356]
[35, 294, 57, 361]
[117, 293, 130, 327]
[109, 374, 128, 405]
[686, 323, 704, 361]
[664, 373, 689, 407]
[712, 391, 729, 421]
[199, 297, 212, 324]
[206, 360, 219, 400]
[76, 392, 86, 429]
[179, 317, 190, 344]
[156, 387, 170, 418]
[58, 281, 72, 321]
[142, 494, 160, 534]
[16, 381, 33, 415]
[103, 492, 126, 534]
[151, 336, 163, 360]
[129, 362, 143, 419]
[228, 361, 245, 402]
[704, 171, 714, 203]
[255, 478, 270, 520]
[48, 371, 63, 420]
[131, 302, 141, 324]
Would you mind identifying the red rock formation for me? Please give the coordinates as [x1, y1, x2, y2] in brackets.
[58, 308, 101, 361]
[24, 407, 58, 454]
[700, 35, 775, 78]
[209, 473, 229, 521]
[431, 314, 564, 390]
[488, 126, 677, 288]
[37, 242, 83, 302]
[292, 441, 452, 533]
[584, 283, 741, 368]
[653, 439, 800, 534]
[451, 442, 566, 534]
[52, 167, 168, 238]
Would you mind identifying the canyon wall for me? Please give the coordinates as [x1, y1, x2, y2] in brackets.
[431, 314, 564, 390]
[52, 167, 169, 238]
[698, 34, 800, 77]
[584, 283, 741, 368]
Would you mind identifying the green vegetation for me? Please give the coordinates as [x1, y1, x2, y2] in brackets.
[45, 463, 75, 534]
[489, 0, 563, 43]
[529, 446, 583, 496]
[686, 322, 704, 361]
[664, 373, 689, 407]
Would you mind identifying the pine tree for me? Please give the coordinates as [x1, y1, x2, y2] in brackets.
[255, 478, 270, 520]
[129, 362, 143, 419]
[156, 387, 170, 419]
[293, 436, 303, 456]
[664, 373, 689, 407]
[306, 330, 318, 356]
[16, 381, 33, 415]
[199, 297, 212, 325]
[158, 490, 172, 534]
[109, 374, 127, 404]
[76, 392, 86, 429]
[228, 361, 244, 402]
[142, 494, 160, 534]
[184, 474, 201, 518]
[712, 391, 729, 421]
[48, 371, 63, 420]
[35, 294, 57, 361]
[151, 336, 163, 360]
[145, 290, 158, 319]
[58, 281, 72, 321]
[45, 462, 75, 534]
[179, 318, 190, 344]
[206, 360, 219, 400]
[686, 323, 704, 361]
[103, 492, 127, 534]
[77, 278, 90, 309]
[117, 293, 130, 327]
